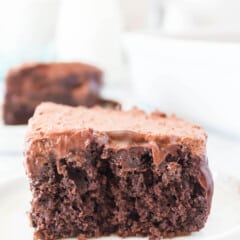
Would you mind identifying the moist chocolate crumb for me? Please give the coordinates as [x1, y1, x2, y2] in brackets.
[29, 143, 212, 240]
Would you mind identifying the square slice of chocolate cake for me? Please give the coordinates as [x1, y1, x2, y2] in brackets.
[25, 103, 213, 240]
[3, 62, 102, 125]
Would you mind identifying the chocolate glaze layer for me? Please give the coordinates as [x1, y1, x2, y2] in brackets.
[27, 102, 207, 156]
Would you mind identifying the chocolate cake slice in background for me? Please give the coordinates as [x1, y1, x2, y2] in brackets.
[3, 62, 103, 125]
[25, 102, 213, 240]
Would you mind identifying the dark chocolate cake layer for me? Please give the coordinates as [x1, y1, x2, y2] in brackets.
[25, 103, 213, 240]
[3, 62, 102, 125]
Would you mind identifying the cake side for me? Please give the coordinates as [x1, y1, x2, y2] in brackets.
[25, 103, 213, 240]
[3, 62, 102, 125]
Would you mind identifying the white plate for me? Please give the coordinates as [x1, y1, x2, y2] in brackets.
[1, 174, 240, 240]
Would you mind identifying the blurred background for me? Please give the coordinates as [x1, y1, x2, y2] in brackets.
[1, 0, 240, 178]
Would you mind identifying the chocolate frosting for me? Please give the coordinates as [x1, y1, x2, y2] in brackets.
[26, 102, 207, 156]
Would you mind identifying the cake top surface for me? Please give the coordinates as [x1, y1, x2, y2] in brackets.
[7, 62, 102, 80]
[28, 103, 207, 149]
